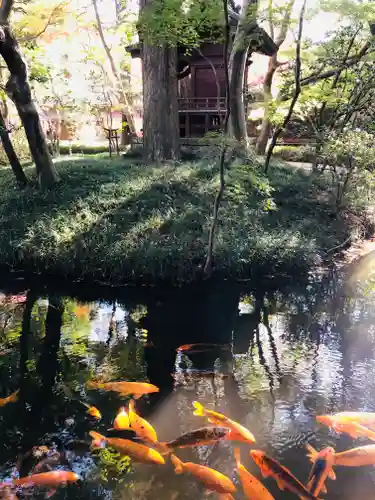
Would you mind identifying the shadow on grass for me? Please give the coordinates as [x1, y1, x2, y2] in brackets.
[0, 156, 369, 285]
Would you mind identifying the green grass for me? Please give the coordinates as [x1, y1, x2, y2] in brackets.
[0, 156, 370, 285]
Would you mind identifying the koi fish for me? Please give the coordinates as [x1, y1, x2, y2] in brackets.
[316, 416, 375, 441]
[89, 431, 165, 465]
[250, 450, 321, 500]
[113, 407, 130, 430]
[193, 401, 256, 443]
[2, 471, 80, 488]
[82, 403, 101, 420]
[128, 400, 158, 443]
[317, 412, 375, 429]
[87, 381, 159, 399]
[306, 446, 336, 496]
[307, 443, 375, 467]
[217, 495, 235, 500]
[31, 452, 71, 474]
[159, 426, 237, 453]
[176, 343, 231, 354]
[170, 454, 236, 494]
[234, 448, 274, 500]
[106, 428, 141, 441]
[0, 390, 19, 407]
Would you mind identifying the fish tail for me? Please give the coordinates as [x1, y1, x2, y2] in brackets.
[86, 381, 98, 389]
[192, 401, 205, 417]
[305, 443, 319, 463]
[9, 390, 19, 403]
[170, 454, 184, 474]
[234, 448, 241, 468]
[89, 431, 106, 448]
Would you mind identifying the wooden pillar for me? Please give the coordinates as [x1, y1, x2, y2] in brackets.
[205, 113, 209, 135]
[186, 114, 190, 138]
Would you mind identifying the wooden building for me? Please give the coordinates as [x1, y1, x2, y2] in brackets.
[127, 11, 276, 138]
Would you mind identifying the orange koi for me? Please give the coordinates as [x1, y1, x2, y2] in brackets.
[307, 443, 375, 467]
[170, 454, 236, 494]
[113, 407, 130, 430]
[87, 381, 159, 399]
[306, 446, 336, 496]
[316, 415, 375, 441]
[0, 390, 19, 407]
[177, 343, 230, 354]
[89, 431, 165, 465]
[193, 401, 255, 443]
[82, 402, 101, 420]
[2, 471, 80, 488]
[317, 412, 375, 429]
[250, 450, 321, 500]
[128, 400, 158, 443]
[234, 448, 274, 500]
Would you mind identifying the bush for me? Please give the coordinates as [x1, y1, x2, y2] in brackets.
[322, 130, 375, 210]
[0, 128, 30, 166]
[273, 144, 316, 163]
[59, 143, 109, 155]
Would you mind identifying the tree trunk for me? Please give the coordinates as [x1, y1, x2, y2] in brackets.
[0, 110, 27, 185]
[92, 0, 136, 138]
[255, 55, 277, 154]
[228, 0, 258, 143]
[0, 26, 59, 187]
[141, 42, 180, 162]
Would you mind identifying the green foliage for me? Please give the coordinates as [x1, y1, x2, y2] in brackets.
[138, 0, 223, 48]
[273, 145, 316, 163]
[0, 156, 370, 283]
[92, 447, 132, 484]
[322, 130, 375, 208]
[59, 143, 109, 155]
[0, 128, 30, 166]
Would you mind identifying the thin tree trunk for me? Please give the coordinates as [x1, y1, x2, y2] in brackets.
[228, 0, 258, 143]
[264, 0, 307, 174]
[255, 0, 294, 154]
[0, 26, 59, 187]
[203, 0, 231, 277]
[0, 110, 27, 185]
[92, 0, 135, 137]
[255, 54, 277, 154]
[141, 28, 180, 161]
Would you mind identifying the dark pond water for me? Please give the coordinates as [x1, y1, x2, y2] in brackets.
[0, 267, 375, 500]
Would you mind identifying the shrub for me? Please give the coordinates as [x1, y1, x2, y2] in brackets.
[273, 144, 316, 163]
[59, 143, 109, 155]
[0, 128, 30, 166]
[322, 130, 375, 210]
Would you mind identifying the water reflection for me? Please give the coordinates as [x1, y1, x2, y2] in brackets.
[0, 274, 375, 498]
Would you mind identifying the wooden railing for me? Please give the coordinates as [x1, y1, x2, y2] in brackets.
[178, 97, 226, 111]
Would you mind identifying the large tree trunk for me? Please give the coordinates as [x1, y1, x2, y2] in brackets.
[228, 0, 258, 143]
[0, 109, 27, 186]
[255, 54, 277, 154]
[141, 42, 180, 162]
[0, 26, 59, 187]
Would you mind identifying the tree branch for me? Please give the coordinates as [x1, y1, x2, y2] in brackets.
[0, 0, 14, 24]
[18, 2, 64, 42]
[203, 0, 231, 277]
[275, 0, 295, 48]
[264, 0, 307, 173]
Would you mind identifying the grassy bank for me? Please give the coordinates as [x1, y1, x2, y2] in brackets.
[0, 156, 371, 285]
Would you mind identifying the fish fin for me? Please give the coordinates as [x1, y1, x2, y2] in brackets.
[170, 454, 184, 474]
[9, 390, 19, 403]
[275, 477, 285, 491]
[327, 468, 336, 480]
[321, 483, 328, 494]
[45, 489, 57, 499]
[306, 444, 319, 463]
[234, 448, 241, 469]
[89, 431, 106, 448]
[192, 401, 205, 416]
[260, 467, 270, 478]
[157, 442, 171, 455]
[133, 394, 142, 400]
[128, 399, 136, 413]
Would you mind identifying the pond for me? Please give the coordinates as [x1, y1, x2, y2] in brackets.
[0, 267, 375, 500]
